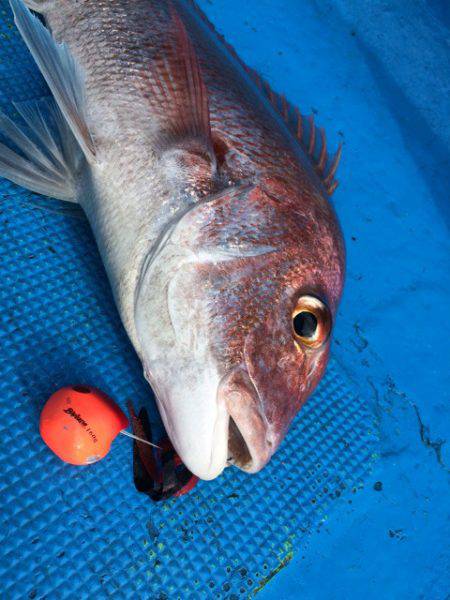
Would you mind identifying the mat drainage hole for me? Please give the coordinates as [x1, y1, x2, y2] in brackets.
[72, 385, 91, 394]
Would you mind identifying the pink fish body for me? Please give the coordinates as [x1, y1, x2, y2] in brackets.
[0, 0, 345, 479]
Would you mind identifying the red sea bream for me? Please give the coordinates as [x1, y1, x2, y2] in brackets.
[0, 0, 345, 479]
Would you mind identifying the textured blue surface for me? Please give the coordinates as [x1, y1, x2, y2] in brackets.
[0, 0, 448, 599]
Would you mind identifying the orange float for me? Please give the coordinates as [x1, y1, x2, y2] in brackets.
[40, 385, 129, 465]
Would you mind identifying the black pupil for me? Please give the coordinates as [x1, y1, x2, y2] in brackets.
[293, 311, 318, 338]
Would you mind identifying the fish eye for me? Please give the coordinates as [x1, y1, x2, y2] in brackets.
[292, 295, 331, 348]
[293, 311, 318, 338]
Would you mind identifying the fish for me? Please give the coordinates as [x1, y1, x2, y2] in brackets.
[0, 0, 345, 480]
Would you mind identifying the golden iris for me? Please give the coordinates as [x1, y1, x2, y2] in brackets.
[292, 295, 331, 348]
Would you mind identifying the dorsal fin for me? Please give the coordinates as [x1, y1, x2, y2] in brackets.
[243, 67, 342, 195]
[179, 0, 342, 195]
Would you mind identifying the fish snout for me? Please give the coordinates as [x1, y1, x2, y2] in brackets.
[219, 369, 275, 473]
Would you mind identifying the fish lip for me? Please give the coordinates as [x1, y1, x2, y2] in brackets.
[220, 368, 274, 473]
[143, 365, 229, 481]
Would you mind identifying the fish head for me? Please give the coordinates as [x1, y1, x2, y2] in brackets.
[134, 179, 345, 480]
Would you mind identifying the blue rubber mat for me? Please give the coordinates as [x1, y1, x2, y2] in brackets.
[0, 2, 377, 598]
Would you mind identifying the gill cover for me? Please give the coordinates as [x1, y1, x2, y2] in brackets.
[133, 182, 285, 479]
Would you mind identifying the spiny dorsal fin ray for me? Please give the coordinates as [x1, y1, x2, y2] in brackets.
[179, 0, 342, 195]
[243, 64, 342, 196]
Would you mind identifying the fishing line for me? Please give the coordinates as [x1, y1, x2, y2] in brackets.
[119, 429, 160, 449]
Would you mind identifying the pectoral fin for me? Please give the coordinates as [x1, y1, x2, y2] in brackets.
[149, 3, 214, 163]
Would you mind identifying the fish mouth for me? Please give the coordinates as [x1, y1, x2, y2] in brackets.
[143, 364, 274, 480]
[228, 417, 252, 468]
[226, 411, 272, 474]
[221, 369, 274, 474]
